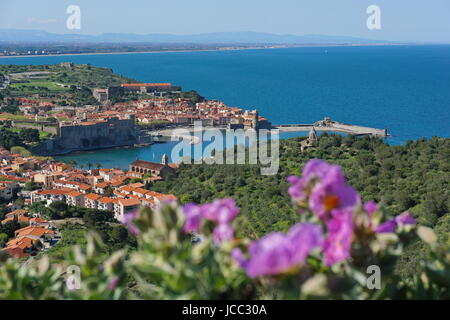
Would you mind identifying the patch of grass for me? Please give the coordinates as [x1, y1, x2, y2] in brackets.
[2, 126, 51, 140]
[39, 131, 51, 139]
[0, 113, 30, 121]
[42, 223, 88, 264]
[9, 80, 71, 94]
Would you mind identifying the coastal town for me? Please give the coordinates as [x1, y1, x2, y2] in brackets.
[0, 62, 279, 260]
[1, 64, 272, 156]
[0, 63, 387, 260]
[0, 145, 178, 258]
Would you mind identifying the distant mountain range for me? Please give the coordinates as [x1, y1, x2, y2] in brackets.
[0, 29, 388, 44]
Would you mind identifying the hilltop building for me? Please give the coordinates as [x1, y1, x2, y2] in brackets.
[93, 88, 109, 102]
[108, 83, 181, 96]
[129, 154, 175, 178]
[252, 110, 259, 129]
[300, 127, 319, 152]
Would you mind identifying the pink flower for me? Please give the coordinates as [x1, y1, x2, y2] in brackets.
[182, 203, 203, 233]
[287, 159, 331, 201]
[375, 220, 397, 233]
[213, 223, 234, 245]
[376, 212, 416, 233]
[288, 223, 323, 263]
[364, 201, 378, 217]
[322, 208, 354, 266]
[232, 223, 322, 278]
[202, 198, 239, 224]
[121, 211, 139, 236]
[108, 277, 119, 291]
[395, 212, 416, 226]
[288, 160, 360, 221]
[182, 198, 239, 245]
[309, 166, 360, 222]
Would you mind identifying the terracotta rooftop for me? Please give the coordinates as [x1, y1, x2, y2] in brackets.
[119, 198, 141, 207]
[98, 197, 114, 204]
[67, 190, 83, 197]
[85, 193, 101, 201]
[130, 160, 165, 171]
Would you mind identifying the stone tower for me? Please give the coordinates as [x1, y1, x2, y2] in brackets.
[162, 153, 169, 166]
[252, 110, 259, 129]
[308, 127, 318, 143]
[300, 127, 319, 152]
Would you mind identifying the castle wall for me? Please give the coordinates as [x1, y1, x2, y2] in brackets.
[32, 117, 138, 155]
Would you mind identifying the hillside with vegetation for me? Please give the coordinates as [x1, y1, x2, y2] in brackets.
[0, 64, 136, 90]
[152, 134, 450, 277]
[0, 64, 137, 106]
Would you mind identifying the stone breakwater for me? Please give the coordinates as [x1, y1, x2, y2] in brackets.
[275, 119, 388, 138]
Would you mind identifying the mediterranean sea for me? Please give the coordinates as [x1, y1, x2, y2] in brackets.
[1, 45, 449, 169]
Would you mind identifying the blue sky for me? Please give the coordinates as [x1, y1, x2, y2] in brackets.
[0, 0, 449, 42]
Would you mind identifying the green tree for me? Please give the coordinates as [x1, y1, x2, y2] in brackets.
[49, 201, 69, 219]
[24, 181, 40, 191]
[0, 233, 8, 248]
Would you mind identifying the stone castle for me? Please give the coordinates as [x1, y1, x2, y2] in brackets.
[32, 115, 138, 155]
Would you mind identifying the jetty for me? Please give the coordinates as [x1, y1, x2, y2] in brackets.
[147, 117, 388, 145]
[274, 117, 388, 138]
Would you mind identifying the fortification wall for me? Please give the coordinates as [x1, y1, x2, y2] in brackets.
[32, 117, 138, 155]
[12, 122, 58, 135]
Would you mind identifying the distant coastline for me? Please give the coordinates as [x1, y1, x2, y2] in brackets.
[0, 42, 412, 59]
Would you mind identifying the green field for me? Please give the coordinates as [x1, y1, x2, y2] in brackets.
[0, 63, 137, 105]
[3, 126, 51, 140]
[9, 80, 71, 94]
[0, 64, 136, 89]
[0, 113, 30, 121]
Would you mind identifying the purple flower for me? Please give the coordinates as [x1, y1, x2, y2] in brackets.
[182, 203, 203, 233]
[288, 160, 360, 221]
[287, 175, 307, 199]
[395, 212, 416, 226]
[121, 211, 139, 236]
[231, 248, 247, 268]
[287, 159, 331, 201]
[108, 277, 119, 291]
[213, 223, 234, 245]
[244, 232, 298, 277]
[233, 223, 322, 278]
[322, 208, 354, 266]
[375, 212, 416, 234]
[288, 223, 323, 263]
[302, 159, 334, 181]
[309, 166, 360, 222]
[375, 220, 397, 233]
[182, 199, 239, 245]
[202, 198, 239, 224]
[364, 201, 378, 217]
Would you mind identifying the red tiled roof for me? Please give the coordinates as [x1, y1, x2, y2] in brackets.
[130, 160, 165, 171]
[98, 197, 114, 204]
[119, 198, 141, 207]
[85, 193, 101, 201]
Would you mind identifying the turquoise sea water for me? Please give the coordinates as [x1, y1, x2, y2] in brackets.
[1, 45, 449, 168]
